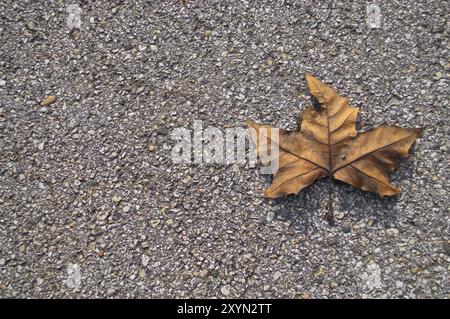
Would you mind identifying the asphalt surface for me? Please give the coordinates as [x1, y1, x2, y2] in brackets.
[0, 0, 449, 298]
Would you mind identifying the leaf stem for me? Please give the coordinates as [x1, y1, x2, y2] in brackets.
[326, 176, 334, 225]
[325, 99, 334, 225]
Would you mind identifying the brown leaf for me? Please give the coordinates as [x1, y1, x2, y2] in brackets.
[333, 124, 422, 196]
[247, 73, 422, 199]
[247, 119, 328, 198]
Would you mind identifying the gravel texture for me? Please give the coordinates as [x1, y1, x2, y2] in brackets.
[0, 0, 449, 298]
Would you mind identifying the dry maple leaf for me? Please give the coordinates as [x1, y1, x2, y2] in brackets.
[247, 73, 422, 221]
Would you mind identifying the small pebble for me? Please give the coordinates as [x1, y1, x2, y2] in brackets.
[273, 271, 282, 280]
[142, 255, 150, 267]
[40, 95, 56, 106]
[342, 225, 352, 233]
[296, 292, 310, 299]
[220, 285, 231, 296]
[433, 72, 442, 80]
[112, 195, 122, 204]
